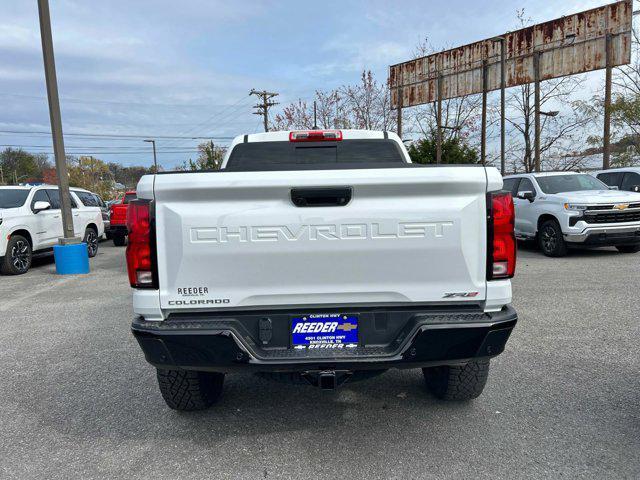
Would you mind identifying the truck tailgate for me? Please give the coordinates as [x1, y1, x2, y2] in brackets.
[152, 167, 488, 312]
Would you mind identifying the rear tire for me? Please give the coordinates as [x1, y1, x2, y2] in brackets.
[616, 245, 640, 254]
[423, 359, 490, 401]
[538, 219, 568, 257]
[113, 233, 126, 247]
[156, 369, 225, 411]
[1, 235, 32, 275]
[83, 227, 99, 258]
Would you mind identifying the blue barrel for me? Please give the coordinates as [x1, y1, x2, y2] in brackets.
[53, 243, 90, 275]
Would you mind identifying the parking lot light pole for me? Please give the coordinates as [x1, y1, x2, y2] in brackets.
[534, 110, 560, 172]
[38, 0, 78, 244]
[38, 0, 89, 274]
[144, 139, 157, 172]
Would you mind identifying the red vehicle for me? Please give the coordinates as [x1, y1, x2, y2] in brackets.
[109, 191, 136, 246]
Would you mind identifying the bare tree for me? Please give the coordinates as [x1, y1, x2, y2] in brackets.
[271, 99, 314, 131]
[572, 23, 640, 168]
[505, 76, 592, 172]
[340, 71, 396, 131]
[407, 37, 483, 146]
[504, 11, 592, 173]
[613, 25, 640, 102]
[271, 71, 396, 132]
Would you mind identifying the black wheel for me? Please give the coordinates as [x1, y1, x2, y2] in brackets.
[616, 245, 640, 254]
[423, 359, 490, 401]
[538, 219, 568, 257]
[156, 369, 225, 411]
[1, 235, 32, 275]
[113, 233, 126, 247]
[83, 227, 99, 258]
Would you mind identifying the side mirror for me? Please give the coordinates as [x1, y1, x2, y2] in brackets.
[517, 191, 535, 202]
[33, 201, 51, 213]
[632, 185, 640, 193]
[608, 185, 619, 190]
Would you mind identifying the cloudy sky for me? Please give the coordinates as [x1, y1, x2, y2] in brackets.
[0, 0, 616, 169]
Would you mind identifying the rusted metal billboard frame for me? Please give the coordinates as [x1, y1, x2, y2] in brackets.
[390, 0, 633, 173]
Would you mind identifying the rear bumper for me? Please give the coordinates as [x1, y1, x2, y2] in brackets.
[131, 305, 517, 372]
[109, 224, 128, 235]
[565, 224, 640, 246]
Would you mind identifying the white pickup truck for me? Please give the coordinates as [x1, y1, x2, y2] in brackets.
[128, 129, 518, 411]
[504, 172, 640, 256]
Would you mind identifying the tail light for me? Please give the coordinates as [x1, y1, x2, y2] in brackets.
[289, 130, 343, 142]
[126, 200, 157, 288]
[487, 192, 516, 280]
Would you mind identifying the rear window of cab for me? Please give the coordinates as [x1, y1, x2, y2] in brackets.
[225, 139, 406, 171]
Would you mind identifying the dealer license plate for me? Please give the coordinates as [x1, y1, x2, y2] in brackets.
[291, 313, 359, 350]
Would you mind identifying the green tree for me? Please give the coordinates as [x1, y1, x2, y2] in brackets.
[407, 133, 479, 165]
[67, 156, 114, 199]
[0, 148, 50, 184]
[107, 163, 154, 190]
[181, 142, 226, 171]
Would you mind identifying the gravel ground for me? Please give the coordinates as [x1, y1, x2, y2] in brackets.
[0, 242, 638, 479]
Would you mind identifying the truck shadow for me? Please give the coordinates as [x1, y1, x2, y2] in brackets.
[28, 349, 479, 450]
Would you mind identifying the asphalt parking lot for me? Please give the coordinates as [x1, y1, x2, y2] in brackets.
[0, 242, 638, 479]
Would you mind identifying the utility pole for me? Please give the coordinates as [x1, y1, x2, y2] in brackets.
[37, 0, 77, 244]
[250, 89, 279, 132]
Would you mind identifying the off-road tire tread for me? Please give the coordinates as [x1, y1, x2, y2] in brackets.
[423, 359, 490, 401]
[156, 369, 224, 411]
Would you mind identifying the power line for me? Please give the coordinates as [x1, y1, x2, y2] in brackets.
[0, 129, 234, 140]
[0, 144, 205, 150]
[250, 89, 279, 132]
[161, 94, 253, 148]
[0, 132, 211, 142]
[0, 91, 248, 108]
[3, 150, 200, 155]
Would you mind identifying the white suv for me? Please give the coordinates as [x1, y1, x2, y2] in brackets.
[503, 172, 640, 256]
[592, 167, 640, 193]
[0, 185, 104, 275]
